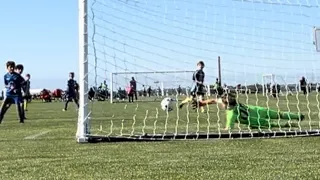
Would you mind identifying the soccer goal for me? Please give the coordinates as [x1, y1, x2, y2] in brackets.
[77, 0, 320, 143]
[262, 74, 294, 96]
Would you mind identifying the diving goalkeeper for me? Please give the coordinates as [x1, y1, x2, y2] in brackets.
[193, 93, 304, 130]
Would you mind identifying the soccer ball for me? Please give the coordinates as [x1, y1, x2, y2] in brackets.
[161, 97, 175, 111]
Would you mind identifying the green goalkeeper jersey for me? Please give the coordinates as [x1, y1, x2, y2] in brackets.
[225, 103, 301, 129]
[225, 103, 277, 129]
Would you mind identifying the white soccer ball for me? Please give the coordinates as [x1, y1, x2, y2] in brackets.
[161, 97, 175, 111]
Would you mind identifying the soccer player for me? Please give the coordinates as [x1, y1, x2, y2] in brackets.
[0, 61, 25, 123]
[14, 64, 27, 119]
[179, 61, 206, 112]
[63, 72, 79, 111]
[23, 74, 31, 111]
[193, 93, 304, 130]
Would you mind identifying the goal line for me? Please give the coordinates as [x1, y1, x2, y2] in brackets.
[87, 130, 320, 143]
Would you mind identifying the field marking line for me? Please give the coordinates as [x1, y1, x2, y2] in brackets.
[24, 130, 51, 140]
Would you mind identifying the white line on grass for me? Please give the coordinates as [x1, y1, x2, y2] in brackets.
[24, 130, 51, 140]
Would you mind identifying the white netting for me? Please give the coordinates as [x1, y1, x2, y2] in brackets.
[78, 0, 320, 141]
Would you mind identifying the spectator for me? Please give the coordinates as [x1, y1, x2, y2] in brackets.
[300, 77, 307, 95]
[147, 86, 152, 97]
[142, 85, 147, 97]
[177, 85, 182, 95]
[126, 86, 134, 103]
[130, 77, 137, 100]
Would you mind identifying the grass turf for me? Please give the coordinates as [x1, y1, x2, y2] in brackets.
[0, 94, 320, 179]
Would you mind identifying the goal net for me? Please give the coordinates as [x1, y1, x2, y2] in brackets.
[77, 0, 320, 143]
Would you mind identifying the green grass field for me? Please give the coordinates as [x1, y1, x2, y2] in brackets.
[1, 94, 320, 179]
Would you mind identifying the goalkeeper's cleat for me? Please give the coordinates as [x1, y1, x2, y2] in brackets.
[200, 107, 205, 113]
[299, 114, 305, 121]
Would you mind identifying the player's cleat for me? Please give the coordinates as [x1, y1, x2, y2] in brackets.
[179, 104, 184, 109]
[191, 100, 198, 109]
[62, 109, 66, 112]
[20, 120, 24, 123]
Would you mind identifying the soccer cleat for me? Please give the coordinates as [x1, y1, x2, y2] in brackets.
[179, 104, 184, 109]
[300, 114, 305, 121]
[62, 109, 66, 112]
[20, 120, 24, 123]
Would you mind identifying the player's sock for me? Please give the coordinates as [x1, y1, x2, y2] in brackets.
[179, 97, 193, 108]
[20, 103, 26, 119]
[0, 103, 10, 123]
[181, 97, 192, 104]
[16, 104, 24, 123]
[24, 101, 28, 111]
[64, 101, 69, 111]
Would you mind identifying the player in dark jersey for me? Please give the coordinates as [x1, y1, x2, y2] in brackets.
[63, 72, 79, 111]
[0, 61, 25, 123]
[23, 74, 31, 110]
[14, 64, 27, 119]
[179, 61, 206, 112]
[193, 93, 304, 130]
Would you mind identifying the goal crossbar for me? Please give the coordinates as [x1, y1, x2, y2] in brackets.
[112, 70, 194, 75]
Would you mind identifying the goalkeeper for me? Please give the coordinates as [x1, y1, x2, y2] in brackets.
[193, 93, 304, 130]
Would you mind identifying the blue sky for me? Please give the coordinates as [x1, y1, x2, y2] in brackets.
[0, 0, 78, 90]
[1, 0, 320, 91]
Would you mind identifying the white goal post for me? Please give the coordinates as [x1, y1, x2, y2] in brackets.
[314, 27, 320, 52]
[77, 0, 89, 143]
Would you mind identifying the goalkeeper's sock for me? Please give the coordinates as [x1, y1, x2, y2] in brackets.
[181, 97, 192, 104]
[179, 97, 192, 109]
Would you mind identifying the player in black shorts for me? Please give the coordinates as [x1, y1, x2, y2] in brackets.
[63, 72, 79, 111]
[14, 64, 27, 119]
[179, 61, 206, 112]
[0, 61, 25, 123]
